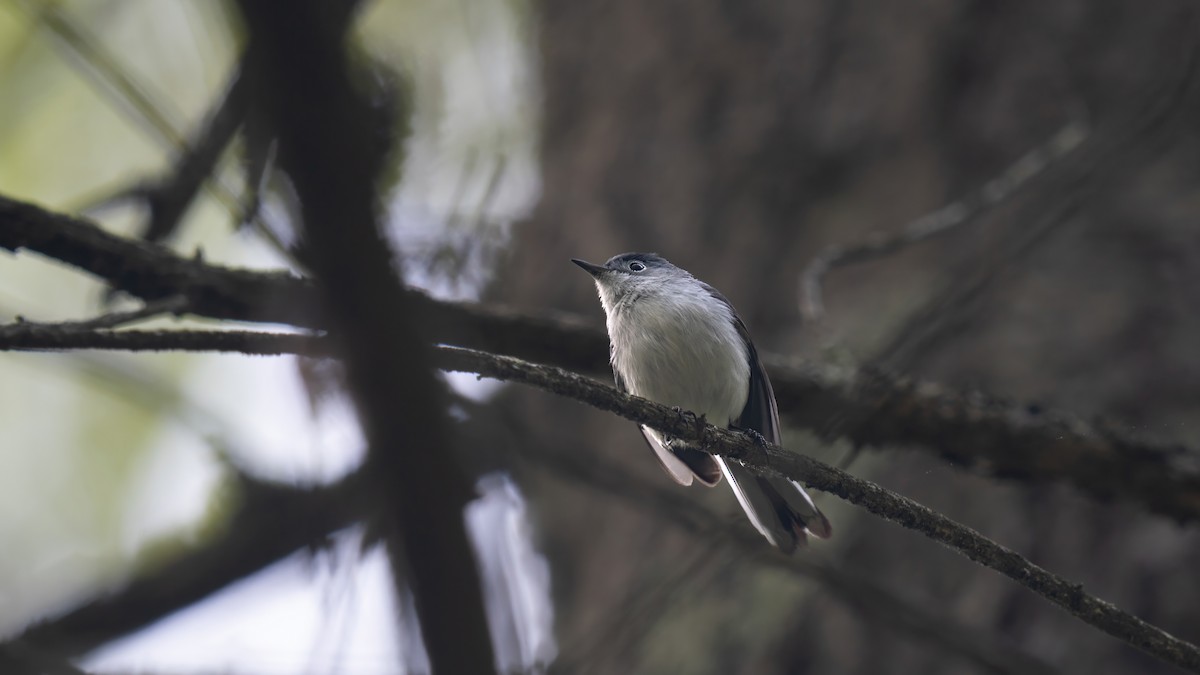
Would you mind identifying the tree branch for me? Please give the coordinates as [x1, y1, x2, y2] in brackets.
[136, 62, 250, 244]
[435, 347, 1200, 673]
[2, 328, 1195, 670]
[0, 197, 1194, 531]
[7, 326, 1192, 668]
[233, 1, 497, 672]
[0, 194, 317, 327]
[872, 17, 1200, 372]
[0, 470, 371, 664]
[799, 118, 1089, 321]
[768, 359, 1200, 528]
[509, 411, 1061, 675]
[0, 325, 323, 356]
[0, 429, 1054, 675]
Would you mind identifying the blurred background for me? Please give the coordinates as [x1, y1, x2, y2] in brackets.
[2, 0, 1199, 673]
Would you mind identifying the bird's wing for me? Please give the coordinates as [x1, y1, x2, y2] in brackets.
[613, 366, 696, 486]
[702, 285, 833, 547]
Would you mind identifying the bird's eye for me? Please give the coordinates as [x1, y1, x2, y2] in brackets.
[629, 261, 646, 272]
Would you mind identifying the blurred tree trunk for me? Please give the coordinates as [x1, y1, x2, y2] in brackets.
[490, 1, 1200, 673]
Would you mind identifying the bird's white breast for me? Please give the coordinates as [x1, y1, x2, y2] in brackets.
[607, 285, 750, 426]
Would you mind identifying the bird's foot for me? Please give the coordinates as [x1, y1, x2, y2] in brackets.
[740, 427, 771, 448]
[669, 407, 710, 449]
[670, 406, 706, 432]
[732, 427, 773, 465]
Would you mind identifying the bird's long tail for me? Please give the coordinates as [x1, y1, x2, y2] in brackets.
[716, 457, 832, 554]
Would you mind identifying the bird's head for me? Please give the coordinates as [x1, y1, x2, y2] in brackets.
[571, 252, 686, 315]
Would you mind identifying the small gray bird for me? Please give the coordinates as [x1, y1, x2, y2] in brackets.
[573, 253, 831, 552]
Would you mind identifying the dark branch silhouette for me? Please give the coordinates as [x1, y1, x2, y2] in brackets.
[871, 24, 1200, 373]
[0, 471, 370, 671]
[2, 196, 1197, 529]
[423, 347, 1200, 674]
[5, 4, 1199, 675]
[799, 119, 1089, 321]
[75, 62, 250, 245]
[233, 1, 497, 672]
[513, 415, 1062, 675]
[1, 325, 1196, 671]
[0, 450, 1056, 675]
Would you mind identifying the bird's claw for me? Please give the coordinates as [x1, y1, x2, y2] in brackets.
[742, 427, 770, 448]
[669, 407, 709, 447]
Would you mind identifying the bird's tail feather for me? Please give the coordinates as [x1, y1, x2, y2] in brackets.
[716, 457, 831, 553]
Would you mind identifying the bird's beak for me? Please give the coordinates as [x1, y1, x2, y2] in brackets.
[571, 258, 607, 277]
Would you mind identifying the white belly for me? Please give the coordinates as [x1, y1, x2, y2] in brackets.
[609, 298, 750, 426]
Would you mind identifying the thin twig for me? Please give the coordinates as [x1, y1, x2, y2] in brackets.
[799, 118, 1089, 321]
[0, 325, 321, 355]
[71, 63, 250, 248]
[25, 3, 296, 262]
[874, 24, 1200, 369]
[138, 63, 251, 244]
[9, 296, 188, 331]
[802, 16, 1200, 327]
[22, 2, 184, 149]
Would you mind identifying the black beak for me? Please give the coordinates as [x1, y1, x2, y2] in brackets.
[571, 258, 607, 277]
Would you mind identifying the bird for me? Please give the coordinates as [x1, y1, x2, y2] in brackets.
[572, 252, 831, 552]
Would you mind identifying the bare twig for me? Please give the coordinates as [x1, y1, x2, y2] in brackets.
[22, 2, 184, 149]
[7, 296, 187, 331]
[137, 64, 251, 244]
[72, 63, 249, 248]
[872, 196, 1079, 371]
[874, 20, 1200, 370]
[0, 325, 320, 355]
[804, 13, 1200, 333]
[26, 2, 295, 262]
[800, 119, 1089, 321]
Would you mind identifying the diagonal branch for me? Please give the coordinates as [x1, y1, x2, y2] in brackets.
[136, 62, 250, 244]
[0, 195, 317, 327]
[872, 16, 1200, 372]
[0, 470, 371, 665]
[0, 198, 1197, 525]
[435, 347, 1200, 673]
[1, 327, 1194, 671]
[0, 433, 1055, 675]
[799, 118, 1089, 321]
[767, 359, 1200, 528]
[233, 1, 498, 672]
[517, 422, 1061, 675]
[0, 197, 1195, 529]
